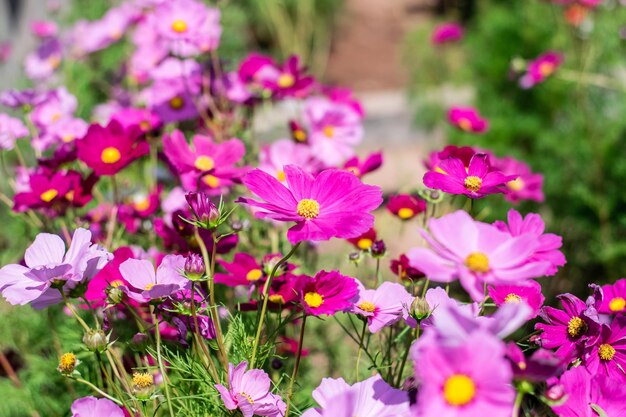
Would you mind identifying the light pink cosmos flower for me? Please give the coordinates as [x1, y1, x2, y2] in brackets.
[69, 4, 137, 56]
[215, 361, 286, 417]
[0, 228, 111, 309]
[25, 38, 63, 81]
[0, 114, 29, 150]
[303, 96, 363, 167]
[493, 156, 544, 203]
[352, 282, 414, 333]
[119, 255, 188, 303]
[301, 375, 410, 417]
[258, 139, 319, 183]
[70, 396, 124, 417]
[432, 22, 464, 44]
[520, 51, 564, 89]
[238, 165, 382, 244]
[407, 210, 552, 301]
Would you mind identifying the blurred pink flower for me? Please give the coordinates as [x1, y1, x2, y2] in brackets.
[432, 22, 464, 44]
[520, 51, 564, 89]
[447, 107, 489, 133]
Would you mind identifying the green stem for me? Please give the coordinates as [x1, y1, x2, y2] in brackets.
[151, 306, 176, 417]
[355, 320, 367, 379]
[284, 315, 307, 417]
[512, 390, 524, 417]
[61, 291, 91, 332]
[71, 377, 123, 405]
[249, 242, 301, 368]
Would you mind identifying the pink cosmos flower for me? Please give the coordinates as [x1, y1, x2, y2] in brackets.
[407, 210, 551, 301]
[494, 156, 544, 203]
[119, 255, 188, 302]
[35, 116, 88, 151]
[303, 96, 363, 167]
[237, 53, 314, 99]
[536, 293, 602, 360]
[551, 366, 626, 417]
[505, 343, 563, 382]
[323, 86, 365, 117]
[431, 23, 465, 44]
[342, 151, 383, 178]
[77, 120, 149, 176]
[352, 282, 414, 333]
[447, 107, 489, 133]
[301, 375, 410, 417]
[598, 278, 626, 314]
[258, 139, 318, 183]
[582, 317, 626, 380]
[494, 209, 566, 276]
[85, 247, 135, 307]
[0, 228, 111, 309]
[520, 51, 564, 89]
[24, 38, 62, 81]
[346, 227, 378, 251]
[215, 361, 286, 417]
[215, 253, 264, 287]
[238, 165, 382, 244]
[70, 396, 124, 417]
[0, 114, 29, 150]
[425, 145, 480, 172]
[386, 194, 427, 220]
[30, 20, 58, 38]
[297, 270, 358, 316]
[142, 78, 200, 123]
[110, 107, 160, 133]
[488, 281, 545, 318]
[423, 153, 514, 198]
[0, 42, 11, 64]
[413, 330, 515, 417]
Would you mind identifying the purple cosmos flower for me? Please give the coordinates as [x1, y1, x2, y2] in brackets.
[297, 270, 359, 316]
[386, 194, 427, 221]
[24, 38, 63, 81]
[303, 96, 363, 167]
[598, 278, 626, 314]
[488, 281, 545, 318]
[423, 153, 514, 199]
[407, 210, 552, 301]
[0, 89, 51, 108]
[0, 228, 111, 309]
[301, 375, 410, 417]
[431, 23, 464, 44]
[0, 114, 29, 150]
[504, 342, 563, 382]
[494, 209, 566, 276]
[535, 293, 602, 361]
[447, 107, 489, 133]
[352, 282, 414, 333]
[118, 255, 188, 302]
[551, 366, 626, 417]
[342, 151, 383, 178]
[520, 51, 564, 89]
[413, 330, 515, 417]
[238, 165, 382, 244]
[258, 139, 319, 183]
[142, 78, 200, 123]
[494, 156, 545, 203]
[70, 396, 124, 417]
[582, 317, 626, 380]
[215, 361, 286, 417]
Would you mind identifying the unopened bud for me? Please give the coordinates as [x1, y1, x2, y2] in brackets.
[262, 254, 287, 277]
[57, 352, 78, 375]
[83, 329, 109, 352]
[370, 240, 386, 258]
[105, 285, 124, 304]
[132, 372, 155, 400]
[348, 252, 361, 264]
[130, 333, 149, 351]
[184, 253, 205, 281]
[185, 192, 219, 227]
[411, 297, 431, 320]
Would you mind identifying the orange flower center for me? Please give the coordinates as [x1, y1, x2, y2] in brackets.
[169, 96, 184, 109]
[507, 177, 524, 191]
[277, 73, 295, 88]
[504, 293, 522, 303]
[358, 301, 376, 313]
[397, 208, 415, 219]
[567, 316, 586, 338]
[323, 125, 334, 138]
[457, 118, 472, 131]
[202, 174, 220, 188]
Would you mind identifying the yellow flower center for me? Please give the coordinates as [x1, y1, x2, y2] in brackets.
[504, 293, 522, 303]
[134, 197, 151, 212]
[239, 392, 254, 404]
[304, 292, 324, 308]
[297, 199, 320, 219]
[277, 73, 295, 88]
[464, 252, 490, 273]
[443, 374, 476, 406]
[609, 297, 626, 312]
[464, 176, 482, 192]
[397, 207, 415, 219]
[323, 125, 334, 138]
[507, 177, 525, 191]
[145, 283, 155, 291]
[246, 269, 263, 282]
[101, 147, 121, 164]
[65, 191, 75, 201]
[358, 301, 376, 313]
[110, 280, 123, 288]
[457, 118, 472, 132]
[357, 238, 373, 250]
[599, 344, 616, 361]
[58, 352, 77, 373]
[62, 135, 75, 143]
[567, 316, 587, 338]
[194, 155, 215, 171]
[132, 372, 154, 389]
[171, 19, 188, 33]
[293, 129, 306, 142]
[48, 55, 61, 69]
[40, 188, 59, 202]
[276, 170, 286, 182]
[539, 62, 555, 77]
[169, 96, 184, 109]
[269, 294, 285, 304]
[202, 174, 220, 188]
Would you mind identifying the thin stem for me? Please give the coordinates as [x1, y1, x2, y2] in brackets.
[355, 320, 367, 380]
[151, 306, 176, 417]
[512, 390, 524, 417]
[250, 242, 301, 368]
[395, 326, 419, 387]
[71, 376, 123, 405]
[95, 352, 135, 416]
[61, 292, 91, 332]
[190, 282, 220, 381]
[0, 350, 21, 387]
[284, 315, 307, 417]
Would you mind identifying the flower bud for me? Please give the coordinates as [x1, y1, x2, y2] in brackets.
[83, 329, 109, 352]
[348, 251, 361, 265]
[130, 333, 149, 351]
[411, 297, 431, 320]
[132, 372, 155, 400]
[371, 240, 386, 258]
[185, 191, 219, 227]
[57, 352, 78, 375]
[105, 285, 124, 305]
[184, 253, 205, 281]
[262, 254, 287, 277]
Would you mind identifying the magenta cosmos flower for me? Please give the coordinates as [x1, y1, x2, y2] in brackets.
[215, 253, 264, 287]
[413, 330, 515, 417]
[551, 366, 626, 417]
[387, 194, 426, 220]
[215, 361, 286, 417]
[118, 255, 188, 303]
[598, 278, 626, 314]
[582, 317, 626, 380]
[0, 228, 111, 309]
[431, 22, 464, 44]
[71, 396, 124, 417]
[520, 51, 564, 89]
[407, 210, 551, 301]
[301, 375, 410, 417]
[238, 165, 382, 244]
[352, 282, 414, 333]
[423, 153, 513, 199]
[0, 114, 29, 150]
[238, 53, 314, 99]
[342, 151, 382, 178]
[297, 270, 358, 316]
[488, 281, 545, 318]
[493, 156, 544, 203]
[447, 107, 489, 133]
[77, 120, 149, 176]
